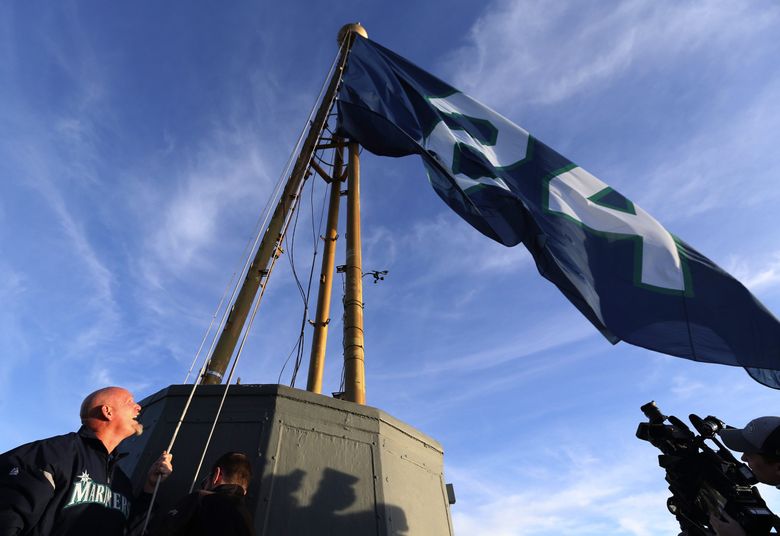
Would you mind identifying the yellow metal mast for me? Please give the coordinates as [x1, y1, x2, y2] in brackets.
[343, 141, 366, 404]
[201, 23, 367, 385]
[306, 140, 345, 394]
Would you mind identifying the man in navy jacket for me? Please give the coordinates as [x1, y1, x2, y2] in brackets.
[150, 451, 254, 536]
[0, 386, 173, 535]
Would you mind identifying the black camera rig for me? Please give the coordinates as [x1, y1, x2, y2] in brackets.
[636, 401, 778, 535]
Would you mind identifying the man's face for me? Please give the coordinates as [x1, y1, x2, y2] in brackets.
[742, 452, 780, 485]
[109, 389, 143, 439]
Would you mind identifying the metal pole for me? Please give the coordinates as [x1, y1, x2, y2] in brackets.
[201, 35, 356, 385]
[306, 141, 344, 393]
[343, 141, 366, 404]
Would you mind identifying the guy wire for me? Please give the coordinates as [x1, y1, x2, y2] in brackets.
[188, 163, 310, 493]
[277, 185, 308, 384]
[142, 42, 347, 534]
[185, 40, 349, 494]
[277, 147, 329, 386]
[182, 271, 236, 384]
[292, 149, 330, 384]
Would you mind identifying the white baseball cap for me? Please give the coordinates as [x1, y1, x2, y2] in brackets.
[719, 416, 780, 455]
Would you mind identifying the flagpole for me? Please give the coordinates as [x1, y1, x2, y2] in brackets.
[306, 139, 345, 394]
[343, 140, 366, 404]
[200, 23, 366, 385]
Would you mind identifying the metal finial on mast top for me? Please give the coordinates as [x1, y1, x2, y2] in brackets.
[337, 22, 368, 45]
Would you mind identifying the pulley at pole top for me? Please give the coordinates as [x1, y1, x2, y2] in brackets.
[337, 22, 368, 45]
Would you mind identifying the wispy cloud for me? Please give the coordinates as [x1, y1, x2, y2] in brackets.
[726, 251, 780, 293]
[669, 373, 707, 399]
[378, 312, 593, 379]
[441, 349, 780, 536]
[364, 213, 532, 286]
[0, 263, 30, 396]
[634, 76, 780, 224]
[142, 127, 272, 279]
[439, 0, 780, 253]
[126, 95, 312, 373]
[8, 135, 120, 360]
[449, 442, 679, 535]
[443, 1, 779, 110]
[0, 261, 27, 299]
[0, 6, 169, 415]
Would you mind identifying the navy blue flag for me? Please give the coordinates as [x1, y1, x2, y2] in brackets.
[336, 36, 780, 388]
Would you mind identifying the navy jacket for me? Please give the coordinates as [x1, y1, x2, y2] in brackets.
[150, 484, 255, 536]
[0, 426, 151, 536]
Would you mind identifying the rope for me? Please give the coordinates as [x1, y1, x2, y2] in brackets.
[141, 330, 215, 533]
[188, 169, 308, 493]
[184, 39, 348, 495]
[142, 39, 348, 534]
[144, 85, 310, 529]
[183, 272, 236, 383]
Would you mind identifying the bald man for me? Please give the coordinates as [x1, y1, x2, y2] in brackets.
[0, 387, 173, 536]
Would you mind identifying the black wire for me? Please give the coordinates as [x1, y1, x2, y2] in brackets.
[277, 179, 308, 385]
[289, 152, 331, 386]
[338, 271, 347, 394]
[313, 151, 335, 169]
[286, 179, 314, 385]
[289, 197, 307, 302]
[278, 149, 332, 388]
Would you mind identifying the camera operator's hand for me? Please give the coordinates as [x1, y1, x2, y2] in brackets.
[709, 510, 746, 536]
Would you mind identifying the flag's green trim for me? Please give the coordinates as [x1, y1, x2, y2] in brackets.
[459, 138, 536, 195]
[422, 90, 459, 139]
[497, 136, 536, 172]
[540, 163, 578, 211]
[542, 169, 693, 297]
[440, 112, 498, 145]
[451, 142, 499, 179]
[588, 187, 636, 215]
[461, 135, 535, 178]
[422, 92, 533, 174]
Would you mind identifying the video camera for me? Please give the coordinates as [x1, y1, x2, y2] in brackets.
[636, 401, 778, 535]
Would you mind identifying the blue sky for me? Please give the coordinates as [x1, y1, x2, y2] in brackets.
[2, 1, 780, 534]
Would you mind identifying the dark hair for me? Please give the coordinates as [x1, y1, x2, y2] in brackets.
[211, 452, 252, 489]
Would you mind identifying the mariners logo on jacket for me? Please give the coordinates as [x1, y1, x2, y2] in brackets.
[63, 470, 131, 519]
